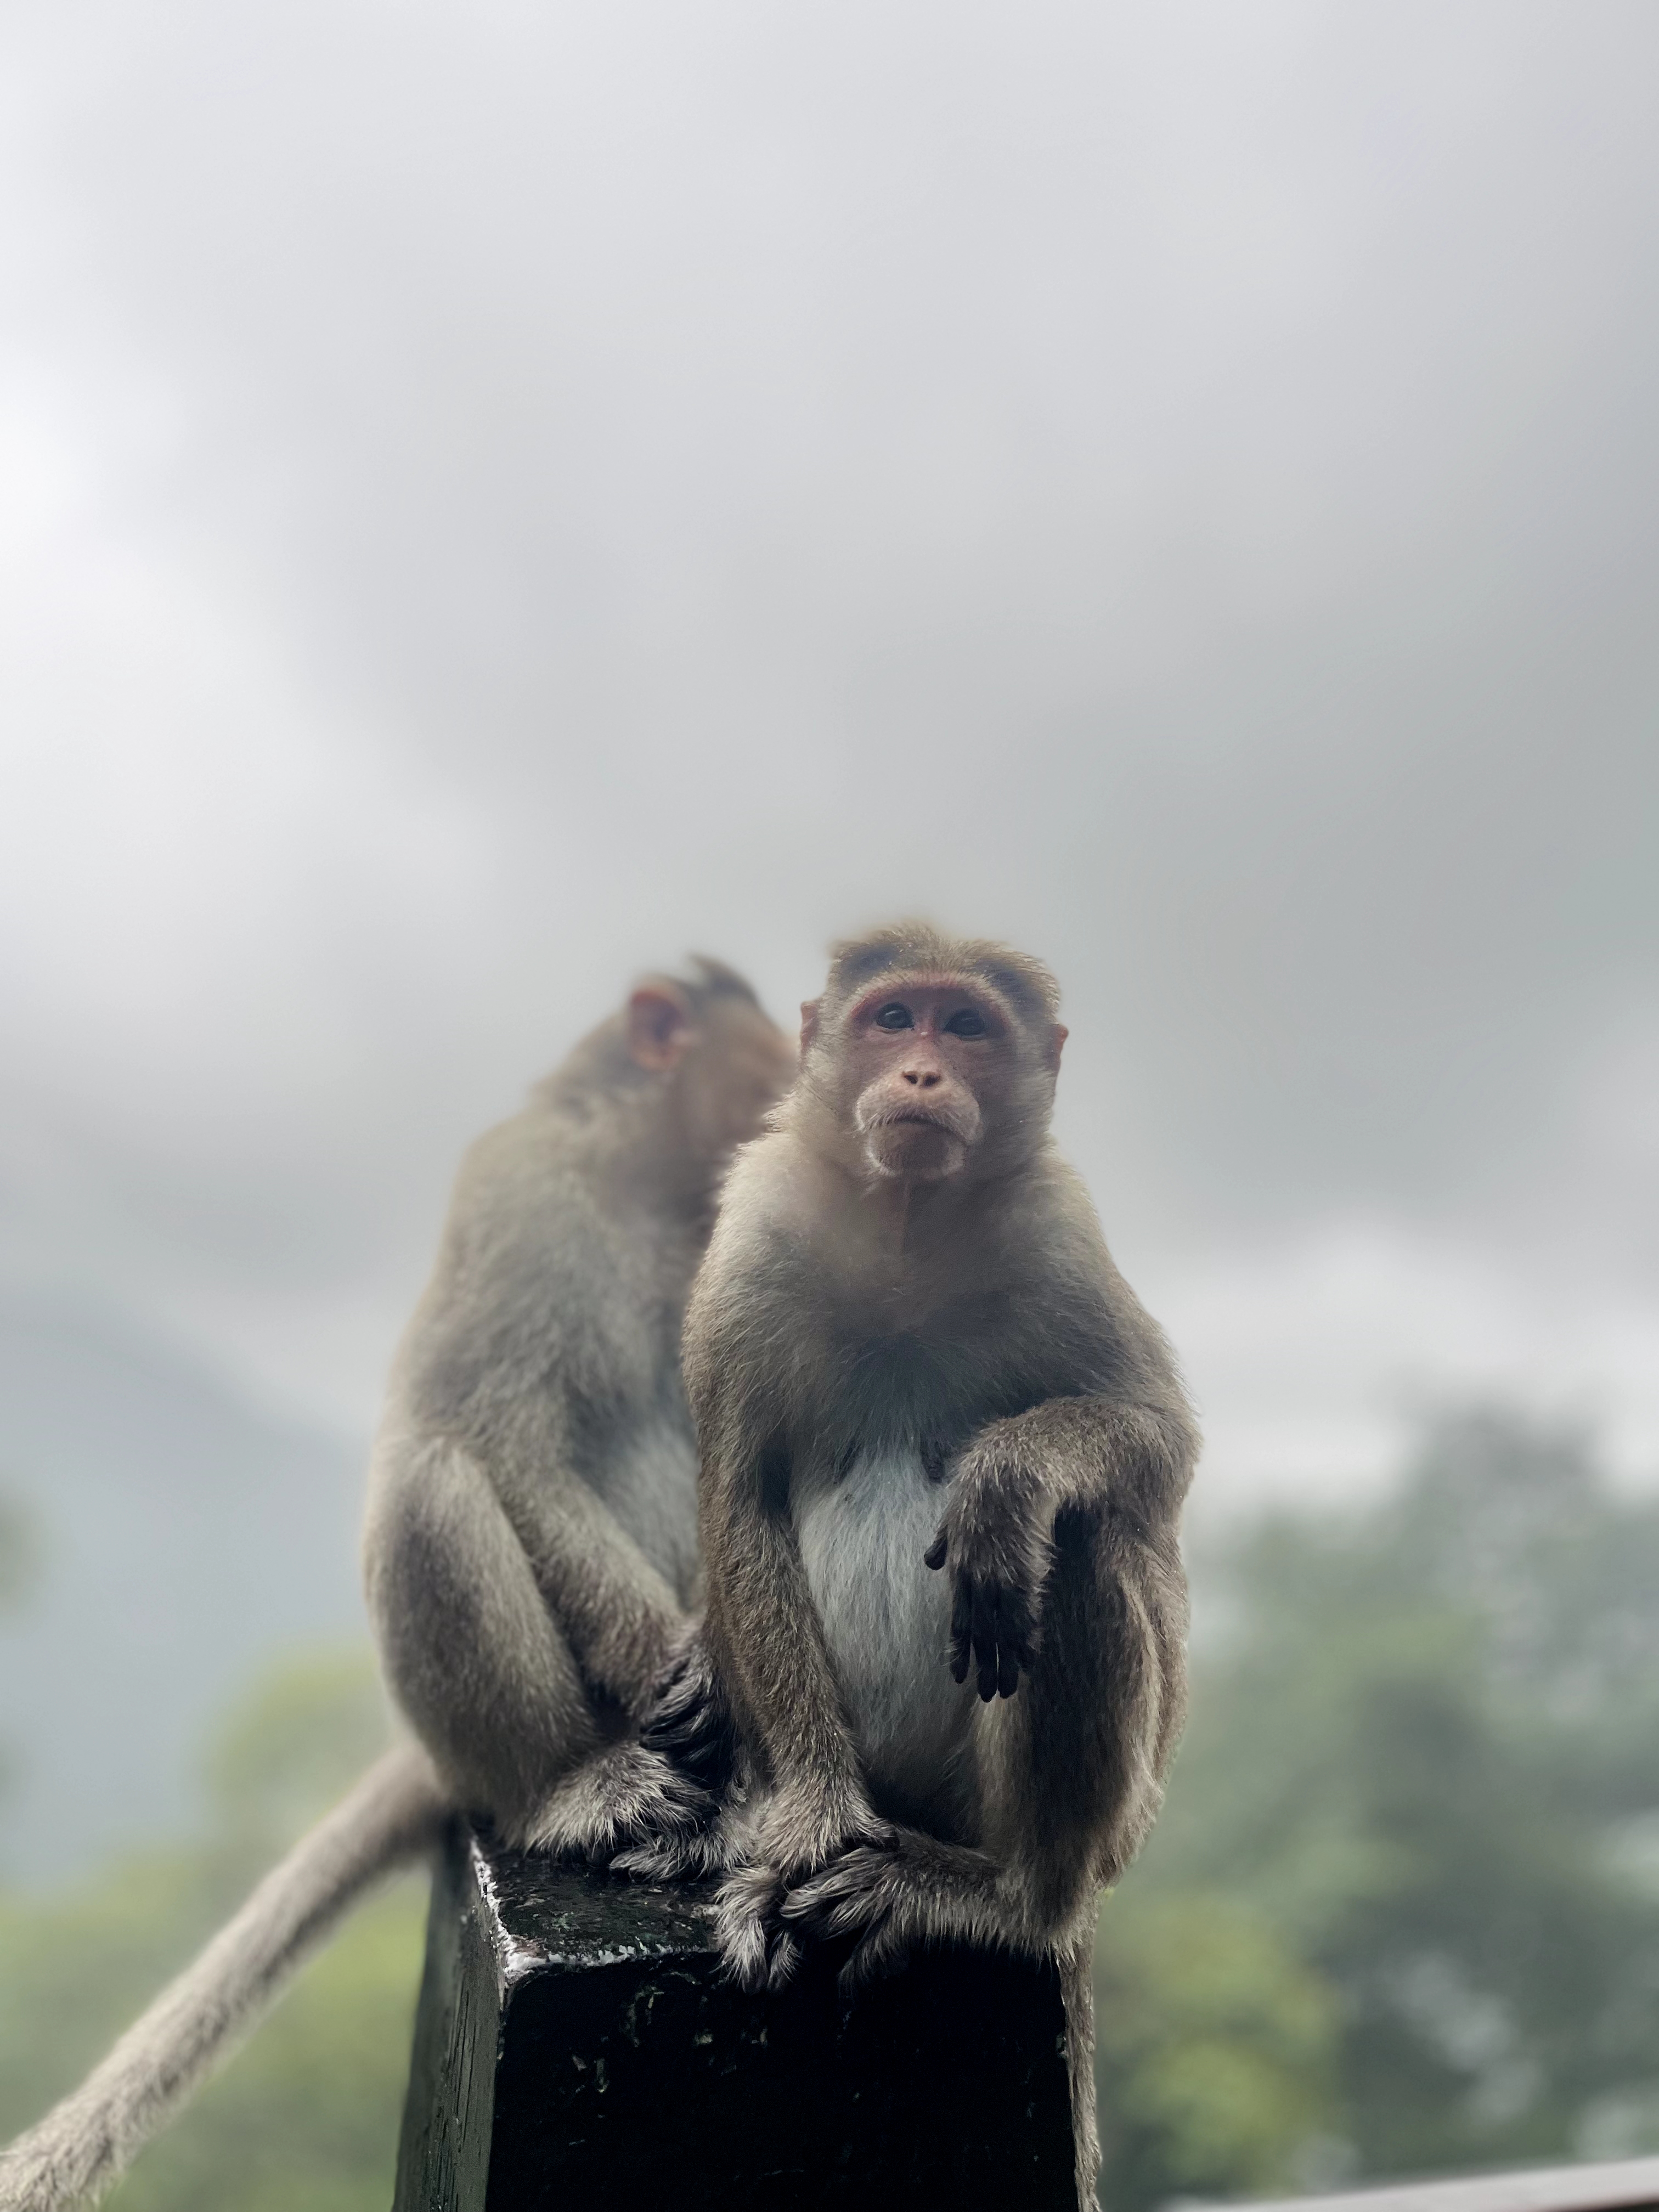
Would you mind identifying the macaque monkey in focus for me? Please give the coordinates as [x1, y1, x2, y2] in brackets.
[0, 958, 795, 2212]
[641, 924, 1197, 2206]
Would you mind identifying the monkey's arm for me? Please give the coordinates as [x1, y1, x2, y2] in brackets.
[699, 1430, 889, 1872]
[927, 1392, 1194, 1702]
[969, 1393, 1195, 1525]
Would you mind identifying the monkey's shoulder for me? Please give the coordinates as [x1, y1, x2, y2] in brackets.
[393, 1104, 689, 1427]
[443, 1103, 687, 1275]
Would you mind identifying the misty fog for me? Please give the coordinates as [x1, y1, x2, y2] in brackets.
[1, 0, 1656, 1865]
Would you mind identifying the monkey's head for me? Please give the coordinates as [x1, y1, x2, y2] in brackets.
[799, 923, 1066, 1187]
[625, 956, 797, 1165]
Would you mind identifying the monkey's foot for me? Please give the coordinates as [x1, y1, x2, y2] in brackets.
[708, 1862, 803, 1993]
[610, 1802, 737, 1884]
[522, 1742, 710, 1863]
[781, 1832, 1005, 1988]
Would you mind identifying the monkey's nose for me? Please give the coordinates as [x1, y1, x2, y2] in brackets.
[902, 1066, 943, 1087]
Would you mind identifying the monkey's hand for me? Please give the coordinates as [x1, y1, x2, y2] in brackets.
[638, 1626, 735, 1794]
[712, 1778, 894, 1992]
[924, 1442, 1054, 1701]
[754, 1771, 894, 1883]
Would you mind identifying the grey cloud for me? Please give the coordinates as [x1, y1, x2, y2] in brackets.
[0, 0, 1655, 1413]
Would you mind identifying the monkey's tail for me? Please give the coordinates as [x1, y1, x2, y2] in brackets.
[0, 1739, 448, 2212]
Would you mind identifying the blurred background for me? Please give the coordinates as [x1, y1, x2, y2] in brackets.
[2, 2, 1657, 2204]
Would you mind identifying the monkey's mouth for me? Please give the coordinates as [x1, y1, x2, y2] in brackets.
[871, 1109, 967, 1146]
[861, 1101, 975, 1143]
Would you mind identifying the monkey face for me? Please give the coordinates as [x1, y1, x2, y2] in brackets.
[838, 980, 1014, 1183]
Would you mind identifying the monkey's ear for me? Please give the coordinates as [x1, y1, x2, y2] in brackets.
[627, 985, 695, 1071]
[1047, 1024, 1068, 1074]
[799, 999, 821, 1053]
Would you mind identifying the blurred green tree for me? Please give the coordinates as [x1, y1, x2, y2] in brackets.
[5, 1409, 1657, 2211]
[1098, 1408, 1659, 2207]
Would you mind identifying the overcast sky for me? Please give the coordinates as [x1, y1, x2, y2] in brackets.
[2, 0, 1657, 1516]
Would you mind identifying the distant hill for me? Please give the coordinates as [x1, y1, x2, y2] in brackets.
[0, 1296, 369, 1881]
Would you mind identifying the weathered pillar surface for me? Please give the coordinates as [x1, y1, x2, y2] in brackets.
[394, 1819, 1077, 2210]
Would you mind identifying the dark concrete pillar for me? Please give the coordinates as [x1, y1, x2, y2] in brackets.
[394, 1819, 1079, 2210]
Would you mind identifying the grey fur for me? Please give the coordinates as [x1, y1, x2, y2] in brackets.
[0, 961, 794, 2211]
[365, 960, 793, 1844]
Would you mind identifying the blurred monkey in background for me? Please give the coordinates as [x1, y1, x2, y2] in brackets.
[364, 956, 796, 1849]
[0, 958, 795, 2212]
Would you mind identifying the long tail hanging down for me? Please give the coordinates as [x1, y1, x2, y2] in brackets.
[0, 1741, 448, 2212]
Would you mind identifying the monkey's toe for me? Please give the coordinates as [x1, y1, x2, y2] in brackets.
[780, 1846, 893, 1940]
[523, 1743, 713, 1861]
[712, 1864, 789, 1991]
[765, 1927, 803, 1990]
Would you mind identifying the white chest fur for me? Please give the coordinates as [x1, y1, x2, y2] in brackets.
[793, 1447, 976, 1832]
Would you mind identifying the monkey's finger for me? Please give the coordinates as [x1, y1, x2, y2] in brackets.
[644, 1706, 726, 1778]
[949, 1575, 974, 1681]
[996, 1640, 1022, 1698]
[923, 1532, 948, 1572]
[611, 1841, 682, 1881]
[814, 1889, 881, 1941]
[783, 1848, 886, 1934]
[971, 1582, 1001, 1700]
[765, 1927, 804, 1991]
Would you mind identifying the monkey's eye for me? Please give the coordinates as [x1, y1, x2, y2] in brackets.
[943, 1007, 987, 1038]
[872, 1003, 913, 1031]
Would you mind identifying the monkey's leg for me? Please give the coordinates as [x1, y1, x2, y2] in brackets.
[783, 1521, 1150, 2212]
[366, 1437, 608, 1839]
[367, 1439, 712, 1855]
[785, 1512, 1186, 1971]
[986, 1507, 1187, 1911]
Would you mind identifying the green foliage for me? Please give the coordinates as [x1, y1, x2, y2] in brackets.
[0, 1649, 427, 2212]
[6, 1409, 1658, 2211]
[1097, 1408, 1659, 2207]
[1096, 1892, 1336, 2207]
